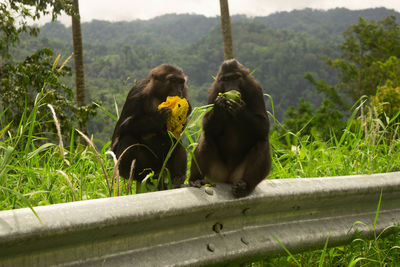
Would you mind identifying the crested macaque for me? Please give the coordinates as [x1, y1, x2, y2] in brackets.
[111, 64, 191, 188]
[190, 59, 271, 197]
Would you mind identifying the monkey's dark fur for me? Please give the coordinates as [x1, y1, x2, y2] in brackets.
[190, 59, 271, 197]
[111, 64, 191, 188]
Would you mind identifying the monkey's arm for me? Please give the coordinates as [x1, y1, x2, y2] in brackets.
[118, 108, 170, 136]
[239, 84, 270, 138]
[202, 96, 232, 137]
[113, 91, 170, 139]
[240, 110, 269, 138]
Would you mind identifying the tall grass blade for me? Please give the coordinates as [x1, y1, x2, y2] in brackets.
[24, 92, 43, 156]
[76, 129, 111, 196]
[264, 93, 276, 123]
[112, 144, 156, 195]
[272, 234, 301, 266]
[373, 189, 383, 230]
[113, 96, 120, 119]
[318, 233, 330, 267]
[93, 102, 118, 121]
[27, 143, 54, 160]
[127, 159, 136, 194]
[48, 104, 65, 159]
[0, 186, 41, 222]
[57, 53, 73, 72]
[0, 146, 14, 184]
[0, 123, 11, 139]
[57, 170, 77, 201]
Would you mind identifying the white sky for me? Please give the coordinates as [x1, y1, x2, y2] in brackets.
[41, 0, 400, 25]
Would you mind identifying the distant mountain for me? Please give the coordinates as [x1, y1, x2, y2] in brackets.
[39, 7, 400, 50]
[40, 14, 220, 51]
[254, 7, 400, 40]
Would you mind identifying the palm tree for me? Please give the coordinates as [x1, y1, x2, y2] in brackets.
[219, 0, 234, 60]
[71, 0, 87, 134]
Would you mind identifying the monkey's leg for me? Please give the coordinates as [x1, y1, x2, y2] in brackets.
[189, 136, 207, 187]
[230, 140, 271, 198]
[116, 135, 164, 186]
[167, 142, 187, 188]
[189, 135, 228, 187]
[115, 135, 140, 180]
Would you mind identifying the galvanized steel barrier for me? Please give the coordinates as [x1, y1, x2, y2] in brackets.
[0, 172, 400, 266]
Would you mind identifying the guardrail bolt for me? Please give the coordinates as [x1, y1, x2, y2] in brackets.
[292, 205, 301, 211]
[241, 237, 249, 245]
[205, 187, 214, 195]
[207, 243, 215, 252]
[213, 223, 223, 233]
[205, 212, 214, 219]
[242, 208, 250, 215]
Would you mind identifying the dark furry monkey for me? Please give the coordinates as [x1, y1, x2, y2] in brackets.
[111, 64, 191, 188]
[190, 59, 271, 197]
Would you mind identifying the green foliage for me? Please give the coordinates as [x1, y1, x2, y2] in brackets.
[306, 15, 400, 110]
[335, 15, 400, 100]
[0, 48, 97, 143]
[371, 85, 400, 120]
[369, 56, 400, 121]
[282, 98, 345, 142]
[0, 0, 97, 144]
[282, 98, 314, 136]
[291, 15, 400, 141]
[0, 0, 74, 59]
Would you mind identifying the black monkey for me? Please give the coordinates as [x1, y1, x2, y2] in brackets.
[111, 64, 191, 188]
[190, 59, 271, 197]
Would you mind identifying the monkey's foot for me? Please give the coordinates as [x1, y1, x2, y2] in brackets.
[232, 180, 251, 198]
[189, 179, 209, 188]
[172, 175, 187, 188]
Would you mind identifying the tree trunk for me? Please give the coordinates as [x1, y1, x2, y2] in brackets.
[71, 0, 87, 135]
[219, 0, 234, 60]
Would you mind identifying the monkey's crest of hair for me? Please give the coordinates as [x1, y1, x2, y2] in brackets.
[218, 59, 250, 77]
[158, 96, 189, 138]
[151, 64, 184, 78]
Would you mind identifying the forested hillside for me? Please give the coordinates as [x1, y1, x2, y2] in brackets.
[12, 7, 400, 142]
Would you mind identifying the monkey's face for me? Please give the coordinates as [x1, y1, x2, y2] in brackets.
[217, 71, 243, 94]
[153, 72, 187, 100]
[165, 73, 186, 97]
[215, 59, 247, 95]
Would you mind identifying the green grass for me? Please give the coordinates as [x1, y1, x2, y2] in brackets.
[0, 91, 399, 266]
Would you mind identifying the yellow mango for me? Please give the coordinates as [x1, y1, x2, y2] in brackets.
[158, 96, 189, 138]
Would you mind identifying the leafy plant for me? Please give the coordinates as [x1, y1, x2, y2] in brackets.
[0, 48, 98, 144]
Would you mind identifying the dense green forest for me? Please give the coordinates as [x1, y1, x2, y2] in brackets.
[9, 7, 400, 143]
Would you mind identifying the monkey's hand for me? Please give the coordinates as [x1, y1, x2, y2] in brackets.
[189, 179, 213, 188]
[215, 95, 244, 116]
[226, 99, 245, 116]
[214, 95, 229, 111]
[158, 107, 172, 121]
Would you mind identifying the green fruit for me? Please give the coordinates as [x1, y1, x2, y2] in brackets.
[220, 90, 242, 102]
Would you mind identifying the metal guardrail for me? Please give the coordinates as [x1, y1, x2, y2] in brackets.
[0, 172, 400, 266]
